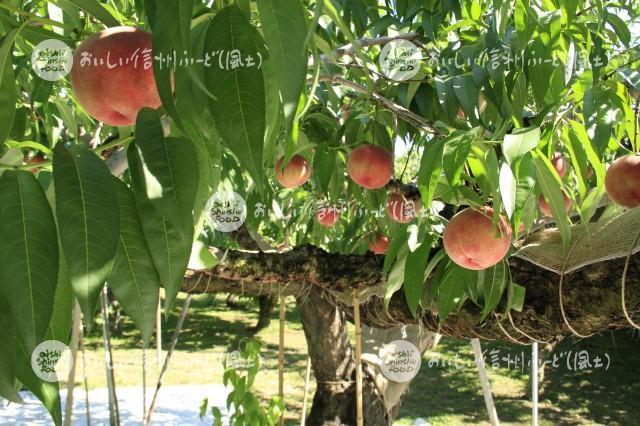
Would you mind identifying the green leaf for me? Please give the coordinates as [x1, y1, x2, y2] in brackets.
[453, 74, 480, 122]
[606, 13, 630, 46]
[383, 228, 409, 277]
[145, 0, 193, 134]
[507, 281, 526, 312]
[0, 52, 16, 146]
[480, 260, 507, 321]
[403, 237, 433, 317]
[0, 171, 58, 352]
[15, 341, 62, 425]
[127, 150, 193, 313]
[66, 0, 120, 27]
[443, 131, 472, 186]
[205, 6, 266, 189]
[257, 0, 308, 135]
[513, 154, 537, 234]
[502, 127, 540, 165]
[384, 245, 408, 309]
[108, 178, 160, 342]
[45, 254, 73, 343]
[0, 295, 21, 403]
[0, 27, 20, 145]
[417, 138, 445, 207]
[499, 162, 517, 218]
[130, 109, 198, 234]
[532, 150, 572, 251]
[583, 87, 618, 156]
[54, 144, 119, 325]
[437, 260, 474, 323]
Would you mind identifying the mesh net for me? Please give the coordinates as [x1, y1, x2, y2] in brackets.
[515, 207, 640, 274]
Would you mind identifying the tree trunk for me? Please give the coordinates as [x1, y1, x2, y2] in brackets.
[297, 286, 389, 425]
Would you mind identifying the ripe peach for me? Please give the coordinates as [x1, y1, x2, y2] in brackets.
[538, 192, 571, 217]
[443, 207, 512, 270]
[386, 193, 420, 224]
[347, 144, 393, 189]
[275, 155, 311, 188]
[550, 152, 568, 178]
[71, 26, 163, 126]
[605, 155, 640, 208]
[369, 233, 390, 254]
[317, 205, 340, 228]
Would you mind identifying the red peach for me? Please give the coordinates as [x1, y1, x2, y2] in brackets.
[538, 192, 571, 217]
[386, 193, 420, 224]
[347, 144, 393, 189]
[443, 207, 512, 270]
[71, 26, 163, 126]
[369, 233, 390, 254]
[551, 152, 568, 178]
[275, 155, 311, 188]
[317, 205, 340, 228]
[605, 155, 640, 208]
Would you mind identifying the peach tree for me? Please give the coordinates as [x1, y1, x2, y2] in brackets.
[0, 0, 639, 424]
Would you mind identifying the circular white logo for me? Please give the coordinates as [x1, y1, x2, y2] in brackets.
[379, 40, 422, 81]
[379, 339, 422, 383]
[205, 191, 247, 232]
[31, 340, 73, 383]
[31, 39, 74, 81]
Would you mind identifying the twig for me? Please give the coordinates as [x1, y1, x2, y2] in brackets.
[317, 75, 443, 135]
[145, 295, 192, 425]
[316, 33, 419, 64]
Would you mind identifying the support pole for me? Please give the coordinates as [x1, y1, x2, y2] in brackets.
[300, 355, 312, 425]
[278, 295, 286, 426]
[156, 295, 162, 364]
[101, 286, 120, 426]
[353, 289, 363, 426]
[471, 338, 499, 426]
[63, 302, 82, 426]
[532, 342, 539, 426]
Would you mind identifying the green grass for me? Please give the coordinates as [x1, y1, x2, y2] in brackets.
[78, 293, 640, 425]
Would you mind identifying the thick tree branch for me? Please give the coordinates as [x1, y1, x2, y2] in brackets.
[182, 245, 640, 343]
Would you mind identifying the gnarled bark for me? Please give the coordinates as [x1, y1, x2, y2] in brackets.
[182, 245, 640, 342]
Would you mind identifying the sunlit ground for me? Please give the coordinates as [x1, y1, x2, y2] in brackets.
[74, 293, 640, 425]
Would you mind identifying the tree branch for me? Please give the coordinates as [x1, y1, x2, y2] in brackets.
[316, 75, 443, 135]
[182, 245, 640, 343]
[316, 33, 419, 64]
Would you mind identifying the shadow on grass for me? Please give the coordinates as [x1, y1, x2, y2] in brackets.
[398, 330, 640, 425]
[85, 293, 305, 355]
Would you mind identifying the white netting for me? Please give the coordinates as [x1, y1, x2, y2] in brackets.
[515, 207, 640, 274]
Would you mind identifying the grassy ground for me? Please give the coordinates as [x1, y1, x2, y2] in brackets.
[79, 293, 640, 425]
